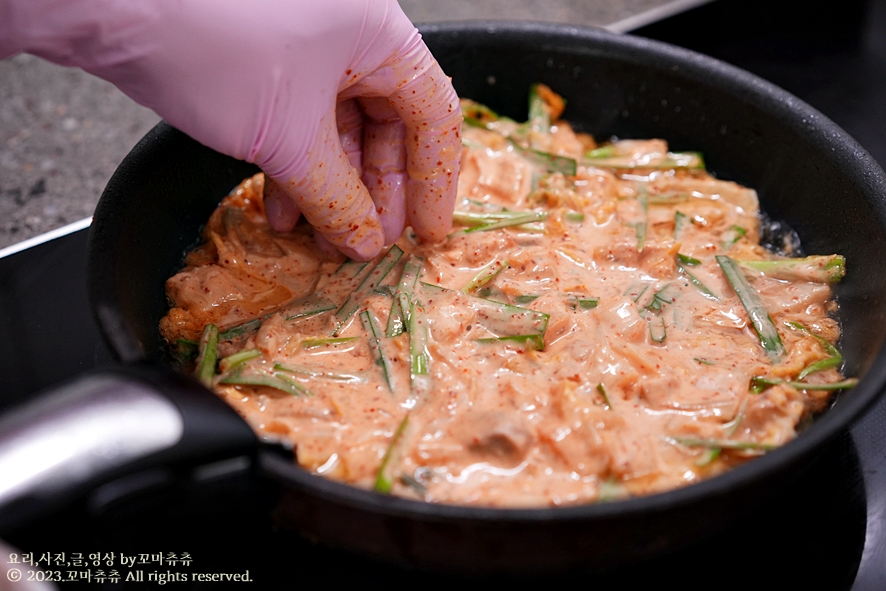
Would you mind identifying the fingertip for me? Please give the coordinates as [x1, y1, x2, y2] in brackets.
[321, 224, 385, 261]
[357, 99, 408, 246]
[313, 231, 341, 258]
[337, 99, 365, 175]
[263, 177, 301, 232]
[278, 109, 386, 262]
[409, 209, 452, 244]
[380, 209, 407, 246]
[361, 175, 407, 245]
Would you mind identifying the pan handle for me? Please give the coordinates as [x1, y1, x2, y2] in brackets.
[0, 364, 258, 534]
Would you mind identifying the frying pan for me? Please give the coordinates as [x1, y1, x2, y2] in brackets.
[4, 22, 886, 574]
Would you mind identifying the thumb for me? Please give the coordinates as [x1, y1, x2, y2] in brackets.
[264, 109, 385, 261]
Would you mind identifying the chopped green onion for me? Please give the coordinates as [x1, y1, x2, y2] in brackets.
[515, 221, 546, 233]
[596, 383, 613, 409]
[571, 297, 599, 309]
[174, 338, 198, 364]
[586, 146, 616, 159]
[471, 298, 549, 345]
[475, 286, 509, 302]
[375, 285, 395, 298]
[418, 283, 549, 347]
[716, 255, 785, 363]
[515, 294, 541, 304]
[624, 281, 652, 303]
[677, 262, 720, 301]
[195, 324, 219, 387]
[294, 259, 371, 320]
[460, 211, 549, 234]
[529, 169, 542, 192]
[696, 401, 748, 466]
[462, 259, 509, 294]
[674, 210, 690, 241]
[453, 209, 544, 227]
[645, 283, 680, 312]
[218, 348, 261, 374]
[274, 362, 363, 383]
[386, 255, 424, 337]
[647, 193, 690, 205]
[597, 477, 626, 502]
[360, 311, 396, 393]
[647, 315, 667, 343]
[671, 437, 775, 452]
[461, 100, 500, 126]
[737, 255, 846, 284]
[634, 193, 648, 252]
[784, 321, 843, 379]
[475, 334, 545, 349]
[750, 376, 858, 391]
[374, 414, 410, 494]
[665, 152, 705, 169]
[581, 150, 705, 170]
[386, 300, 406, 339]
[511, 144, 578, 175]
[721, 225, 747, 249]
[393, 291, 413, 335]
[527, 83, 551, 134]
[409, 300, 430, 378]
[283, 297, 336, 321]
[219, 366, 311, 397]
[301, 336, 359, 350]
[333, 245, 404, 335]
[696, 448, 721, 466]
[219, 318, 262, 341]
[677, 253, 701, 266]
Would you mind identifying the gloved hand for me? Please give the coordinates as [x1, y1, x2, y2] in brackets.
[0, 0, 462, 261]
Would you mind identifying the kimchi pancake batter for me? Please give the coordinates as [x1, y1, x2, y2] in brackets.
[160, 87, 853, 507]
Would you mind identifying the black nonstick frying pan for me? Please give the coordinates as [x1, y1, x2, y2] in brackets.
[3, 22, 886, 574]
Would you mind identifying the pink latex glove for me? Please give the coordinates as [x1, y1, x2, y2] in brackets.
[0, 0, 462, 260]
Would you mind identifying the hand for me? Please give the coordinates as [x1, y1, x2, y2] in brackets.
[0, 0, 463, 260]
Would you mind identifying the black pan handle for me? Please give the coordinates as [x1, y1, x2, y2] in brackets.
[0, 364, 258, 534]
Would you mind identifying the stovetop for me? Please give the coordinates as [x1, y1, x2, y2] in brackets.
[1, 0, 885, 588]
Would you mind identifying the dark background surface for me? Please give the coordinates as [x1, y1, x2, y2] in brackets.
[1, 0, 885, 587]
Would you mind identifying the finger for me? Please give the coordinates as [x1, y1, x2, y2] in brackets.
[313, 231, 340, 259]
[395, 48, 462, 243]
[263, 176, 301, 233]
[336, 98, 364, 176]
[274, 108, 385, 261]
[348, 36, 462, 243]
[359, 97, 407, 245]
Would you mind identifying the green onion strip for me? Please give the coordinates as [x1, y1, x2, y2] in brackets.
[716, 255, 785, 363]
[333, 245, 404, 335]
[784, 321, 844, 379]
[374, 414, 410, 494]
[195, 324, 219, 388]
[361, 310, 397, 394]
[386, 255, 424, 338]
